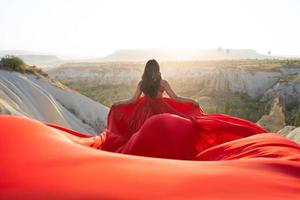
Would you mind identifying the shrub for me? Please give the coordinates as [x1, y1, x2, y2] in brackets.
[0, 55, 26, 73]
[0, 55, 48, 77]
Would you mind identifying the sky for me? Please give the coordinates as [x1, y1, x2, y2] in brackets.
[0, 0, 300, 58]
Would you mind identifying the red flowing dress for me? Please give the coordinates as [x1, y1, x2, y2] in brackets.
[1, 83, 300, 199]
[100, 86, 267, 160]
[1, 96, 300, 199]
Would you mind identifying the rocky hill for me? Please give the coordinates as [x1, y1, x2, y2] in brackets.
[0, 70, 108, 135]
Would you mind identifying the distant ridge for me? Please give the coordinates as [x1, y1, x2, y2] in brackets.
[102, 48, 271, 61]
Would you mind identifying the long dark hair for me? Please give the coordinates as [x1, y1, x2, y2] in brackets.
[140, 59, 162, 97]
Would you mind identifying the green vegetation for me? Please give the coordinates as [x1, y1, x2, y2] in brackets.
[291, 110, 300, 126]
[216, 92, 267, 122]
[205, 106, 218, 114]
[0, 55, 48, 77]
[285, 73, 300, 81]
[0, 55, 26, 73]
[194, 92, 268, 122]
[64, 81, 136, 107]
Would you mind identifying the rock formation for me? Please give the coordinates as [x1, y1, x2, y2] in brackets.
[0, 70, 108, 135]
[257, 97, 286, 132]
[286, 127, 300, 144]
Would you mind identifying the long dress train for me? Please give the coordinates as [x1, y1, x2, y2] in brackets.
[1, 92, 300, 199]
[1, 115, 299, 199]
[100, 96, 267, 160]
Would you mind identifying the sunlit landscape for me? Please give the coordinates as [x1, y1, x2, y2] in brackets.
[1, 0, 300, 199]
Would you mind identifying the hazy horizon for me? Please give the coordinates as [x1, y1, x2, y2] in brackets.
[1, 0, 300, 58]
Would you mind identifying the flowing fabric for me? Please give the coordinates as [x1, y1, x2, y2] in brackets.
[0, 115, 300, 199]
[100, 96, 267, 159]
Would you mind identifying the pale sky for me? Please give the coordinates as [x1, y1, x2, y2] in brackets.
[0, 0, 300, 58]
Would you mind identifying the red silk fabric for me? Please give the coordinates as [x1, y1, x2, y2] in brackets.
[0, 115, 300, 199]
[101, 96, 267, 159]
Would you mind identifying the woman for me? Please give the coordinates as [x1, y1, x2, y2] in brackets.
[100, 59, 267, 159]
[113, 59, 199, 107]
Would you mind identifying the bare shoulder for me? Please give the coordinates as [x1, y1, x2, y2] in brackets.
[138, 80, 142, 87]
[161, 79, 169, 87]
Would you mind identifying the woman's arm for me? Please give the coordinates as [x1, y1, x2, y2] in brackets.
[113, 81, 142, 106]
[162, 80, 199, 106]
